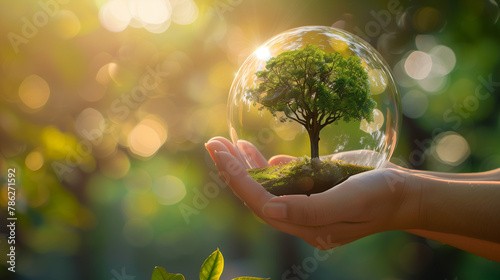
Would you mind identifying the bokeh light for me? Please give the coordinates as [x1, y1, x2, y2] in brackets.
[54, 10, 82, 39]
[434, 132, 470, 166]
[170, 0, 199, 25]
[99, 0, 198, 33]
[25, 151, 44, 171]
[128, 115, 168, 158]
[18, 75, 51, 109]
[75, 108, 105, 141]
[404, 51, 432, 80]
[429, 45, 456, 76]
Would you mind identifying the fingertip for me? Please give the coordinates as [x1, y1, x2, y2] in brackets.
[207, 136, 228, 143]
[205, 140, 230, 163]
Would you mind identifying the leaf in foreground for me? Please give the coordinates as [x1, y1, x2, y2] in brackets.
[151, 267, 185, 280]
[199, 248, 224, 280]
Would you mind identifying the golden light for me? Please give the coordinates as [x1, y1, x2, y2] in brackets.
[99, 0, 132, 32]
[368, 69, 388, 95]
[18, 74, 50, 109]
[404, 51, 432, 80]
[98, 0, 197, 33]
[209, 61, 235, 89]
[360, 109, 384, 134]
[152, 175, 186, 205]
[171, 0, 199, 25]
[128, 116, 167, 158]
[434, 132, 470, 166]
[143, 20, 172, 34]
[96, 62, 119, 85]
[54, 10, 81, 39]
[25, 151, 44, 171]
[132, 0, 171, 25]
[330, 38, 349, 56]
[255, 46, 272, 61]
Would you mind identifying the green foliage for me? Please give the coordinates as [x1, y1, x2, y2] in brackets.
[199, 249, 224, 280]
[152, 267, 185, 280]
[152, 249, 269, 280]
[248, 44, 376, 158]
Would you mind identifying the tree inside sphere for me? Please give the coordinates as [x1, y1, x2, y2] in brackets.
[227, 26, 401, 195]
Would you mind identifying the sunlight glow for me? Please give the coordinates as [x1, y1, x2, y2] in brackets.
[99, 0, 198, 33]
[99, 0, 132, 32]
[255, 46, 272, 61]
[170, 0, 198, 25]
[134, 0, 171, 25]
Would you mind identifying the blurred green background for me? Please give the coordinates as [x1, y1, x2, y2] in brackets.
[1, 0, 500, 279]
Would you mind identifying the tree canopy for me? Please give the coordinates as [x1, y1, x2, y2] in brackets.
[247, 44, 376, 158]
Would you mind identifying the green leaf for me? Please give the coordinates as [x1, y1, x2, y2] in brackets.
[199, 249, 224, 280]
[151, 267, 185, 280]
[232, 277, 270, 280]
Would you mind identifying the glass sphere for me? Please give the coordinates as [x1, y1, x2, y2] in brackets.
[228, 26, 401, 170]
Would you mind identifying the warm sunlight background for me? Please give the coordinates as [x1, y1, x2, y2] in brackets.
[1, 0, 500, 279]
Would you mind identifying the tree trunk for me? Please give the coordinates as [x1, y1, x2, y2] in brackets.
[308, 127, 320, 159]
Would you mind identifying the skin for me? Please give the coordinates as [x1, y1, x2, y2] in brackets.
[205, 136, 500, 262]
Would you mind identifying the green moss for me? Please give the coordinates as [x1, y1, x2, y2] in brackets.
[247, 158, 374, 196]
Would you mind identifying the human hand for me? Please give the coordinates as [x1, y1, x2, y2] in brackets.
[205, 137, 419, 249]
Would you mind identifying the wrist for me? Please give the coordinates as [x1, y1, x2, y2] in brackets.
[389, 169, 423, 231]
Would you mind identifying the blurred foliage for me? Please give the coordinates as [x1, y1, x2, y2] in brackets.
[0, 0, 499, 279]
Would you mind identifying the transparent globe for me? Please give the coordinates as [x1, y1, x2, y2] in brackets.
[228, 26, 401, 171]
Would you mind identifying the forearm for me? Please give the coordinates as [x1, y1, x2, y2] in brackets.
[387, 163, 500, 181]
[407, 169, 500, 181]
[416, 175, 500, 243]
[406, 229, 500, 262]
